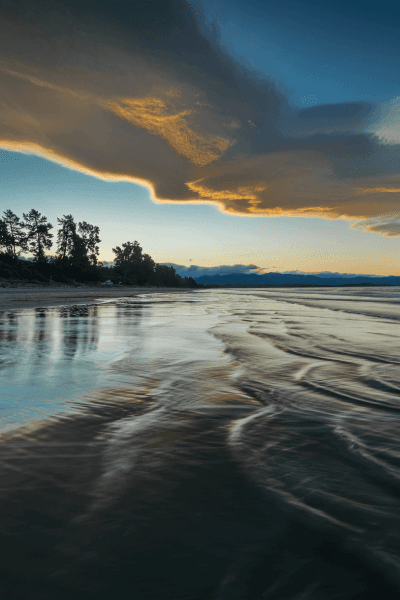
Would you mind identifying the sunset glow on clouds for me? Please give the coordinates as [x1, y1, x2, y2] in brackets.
[1, 0, 400, 273]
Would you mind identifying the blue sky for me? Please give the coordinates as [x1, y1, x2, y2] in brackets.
[1, 0, 400, 274]
[202, 0, 400, 106]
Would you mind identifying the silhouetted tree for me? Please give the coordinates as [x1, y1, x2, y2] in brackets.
[0, 218, 13, 254]
[78, 221, 101, 265]
[55, 215, 102, 281]
[2, 210, 27, 257]
[139, 253, 155, 285]
[183, 276, 197, 288]
[154, 264, 178, 287]
[0, 210, 198, 288]
[56, 215, 101, 271]
[112, 241, 143, 284]
[23, 209, 53, 262]
[112, 241, 142, 265]
[56, 214, 75, 268]
[69, 233, 89, 271]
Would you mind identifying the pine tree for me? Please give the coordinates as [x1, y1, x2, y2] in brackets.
[56, 214, 75, 268]
[56, 215, 101, 277]
[23, 209, 53, 262]
[2, 210, 28, 257]
[78, 221, 101, 265]
[0, 218, 13, 254]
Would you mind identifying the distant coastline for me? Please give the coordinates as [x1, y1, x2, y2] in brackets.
[194, 272, 400, 287]
[200, 283, 400, 288]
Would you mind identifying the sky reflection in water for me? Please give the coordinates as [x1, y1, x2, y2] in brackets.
[2, 288, 400, 598]
[0, 294, 224, 430]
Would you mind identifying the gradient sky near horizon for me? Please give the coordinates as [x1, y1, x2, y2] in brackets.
[1, 0, 400, 275]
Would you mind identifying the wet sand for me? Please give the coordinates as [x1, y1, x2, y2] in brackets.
[0, 286, 190, 313]
[2, 287, 400, 598]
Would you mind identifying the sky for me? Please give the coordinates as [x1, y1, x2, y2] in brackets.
[1, 0, 400, 275]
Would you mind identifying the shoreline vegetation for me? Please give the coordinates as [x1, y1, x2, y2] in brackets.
[0, 209, 198, 289]
[2, 210, 398, 292]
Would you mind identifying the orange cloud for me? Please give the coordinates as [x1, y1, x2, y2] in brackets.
[355, 187, 400, 194]
[1, 2, 400, 235]
[186, 180, 267, 201]
[106, 95, 233, 166]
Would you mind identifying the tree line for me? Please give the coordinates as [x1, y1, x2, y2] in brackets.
[0, 209, 198, 288]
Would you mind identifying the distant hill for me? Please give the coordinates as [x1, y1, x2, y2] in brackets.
[195, 272, 400, 286]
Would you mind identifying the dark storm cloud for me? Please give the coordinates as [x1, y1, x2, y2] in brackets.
[1, 0, 400, 234]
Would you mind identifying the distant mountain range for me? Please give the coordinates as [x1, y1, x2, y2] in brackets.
[194, 272, 400, 286]
[160, 263, 398, 283]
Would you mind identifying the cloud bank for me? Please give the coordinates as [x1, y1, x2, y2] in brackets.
[161, 263, 260, 278]
[1, 0, 400, 234]
[162, 264, 385, 279]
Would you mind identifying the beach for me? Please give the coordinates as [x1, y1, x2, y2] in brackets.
[1, 286, 400, 599]
[0, 285, 189, 313]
